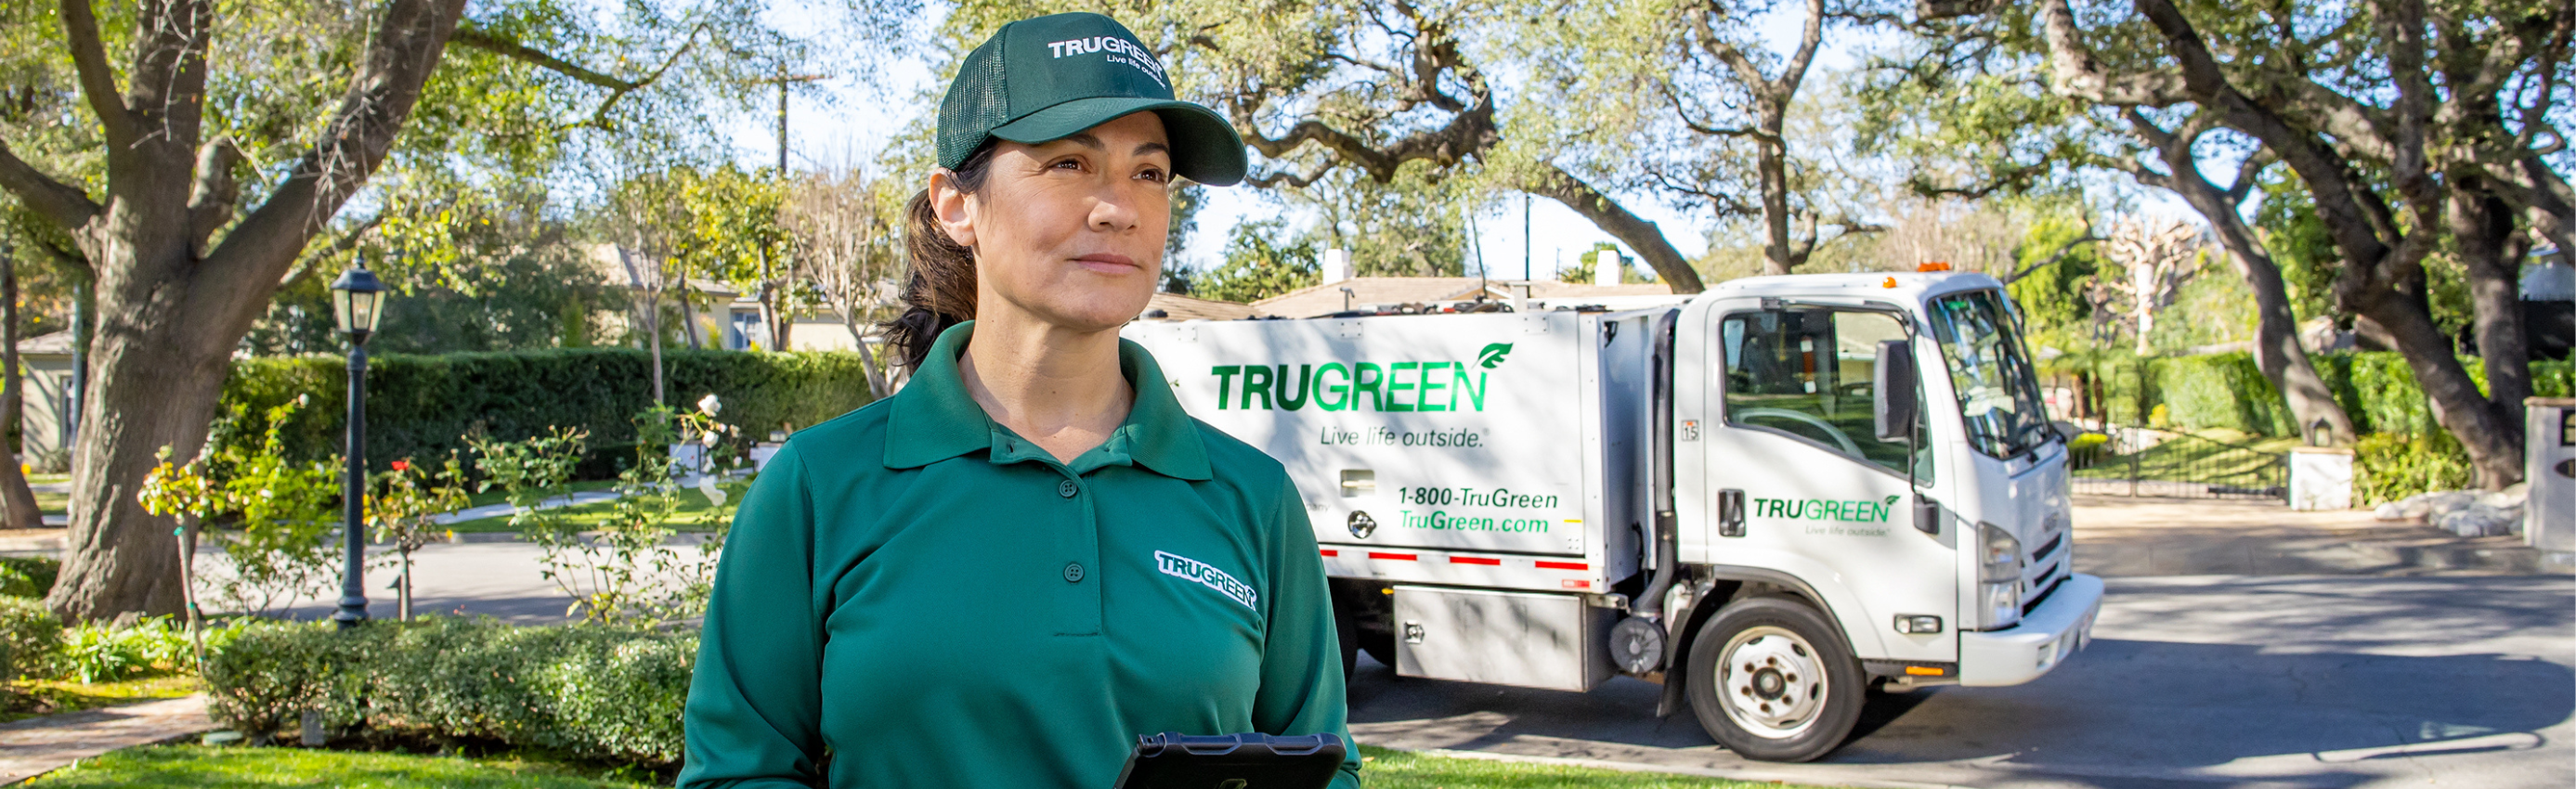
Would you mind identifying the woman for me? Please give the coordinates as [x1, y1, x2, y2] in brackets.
[678, 12, 1359, 789]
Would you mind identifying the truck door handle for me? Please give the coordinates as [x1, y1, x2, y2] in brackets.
[1718, 489, 1745, 537]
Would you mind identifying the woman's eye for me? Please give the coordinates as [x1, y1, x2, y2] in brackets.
[1138, 168, 1168, 183]
[1050, 158, 1085, 172]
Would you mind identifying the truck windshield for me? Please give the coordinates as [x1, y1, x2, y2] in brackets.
[1925, 290, 2052, 459]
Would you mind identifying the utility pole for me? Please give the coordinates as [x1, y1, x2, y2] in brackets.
[753, 71, 824, 351]
[758, 72, 826, 175]
[1522, 194, 1531, 281]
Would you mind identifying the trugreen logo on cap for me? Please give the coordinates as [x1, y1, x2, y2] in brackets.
[936, 13, 1248, 186]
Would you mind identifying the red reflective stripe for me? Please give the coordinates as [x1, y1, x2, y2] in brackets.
[1368, 552, 1418, 562]
[1535, 561, 1588, 571]
[1562, 579, 1592, 589]
[1448, 556, 1502, 565]
[1320, 550, 1338, 557]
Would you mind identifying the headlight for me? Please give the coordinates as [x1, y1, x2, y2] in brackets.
[1979, 523, 2023, 583]
[1977, 523, 2024, 629]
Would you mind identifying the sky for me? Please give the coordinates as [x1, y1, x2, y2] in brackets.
[719, 4, 2183, 283]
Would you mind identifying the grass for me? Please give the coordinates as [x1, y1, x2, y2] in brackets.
[443, 484, 728, 534]
[1, 676, 203, 724]
[24, 745, 658, 788]
[21, 743, 1847, 788]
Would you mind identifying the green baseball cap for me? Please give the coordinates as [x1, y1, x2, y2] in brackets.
[937, 13, 1248, 186]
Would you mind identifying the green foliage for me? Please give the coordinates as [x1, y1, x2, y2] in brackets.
[470, 404, 742, 626]
[2355, 432, 2475, 504]
[138, 398, 344, 617]
[57, 618, 193, 684]
[217, 348, 876, 478]
[2005, 214, 2103, 347]
[0, 557, 59, 599]
[0, 597, 60, 680]
[1194, 218, 1321, 304]
[204, 618, 696, 765]
[2251, 175, 2343, 324]
[2085, 351, 2575, 437]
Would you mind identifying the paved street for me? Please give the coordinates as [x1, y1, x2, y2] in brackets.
[1347, 575, 2574, 789]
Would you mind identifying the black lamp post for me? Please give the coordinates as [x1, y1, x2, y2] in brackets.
[330, 265, 386, 629]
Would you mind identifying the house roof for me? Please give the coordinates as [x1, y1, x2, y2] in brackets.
[1139, 291, 1257, 321]
[14, 330, 72, 357]
[1251, 277, 1673, 318]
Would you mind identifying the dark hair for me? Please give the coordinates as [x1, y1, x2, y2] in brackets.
[885, 143, 997, 372]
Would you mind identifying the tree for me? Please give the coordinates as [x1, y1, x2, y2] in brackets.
[0, 0, 821, 619]
[782, 164, 904, 397]
[1196, 217, 1321, 304]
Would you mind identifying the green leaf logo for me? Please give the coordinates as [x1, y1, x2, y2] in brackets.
[1477, 343, 1514, 369]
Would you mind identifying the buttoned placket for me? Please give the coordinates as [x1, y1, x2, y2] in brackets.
[996, 434, 1107, 637]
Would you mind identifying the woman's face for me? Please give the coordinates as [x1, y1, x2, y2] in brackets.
[934, 110, 1173, 334]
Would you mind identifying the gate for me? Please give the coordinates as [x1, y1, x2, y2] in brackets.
[2068, 427, 2289, 501]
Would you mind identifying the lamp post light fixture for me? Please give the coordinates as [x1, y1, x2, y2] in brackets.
[330, 265, 386, 629]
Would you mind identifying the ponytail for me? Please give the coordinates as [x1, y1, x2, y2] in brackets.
[884, 143, 997, 372]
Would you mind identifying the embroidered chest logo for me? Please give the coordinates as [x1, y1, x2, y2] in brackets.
[1155, 550, 1256, 610]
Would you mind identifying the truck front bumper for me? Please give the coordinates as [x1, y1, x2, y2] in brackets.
[1958, 573, 2103, 687]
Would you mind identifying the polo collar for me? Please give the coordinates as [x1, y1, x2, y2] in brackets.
[883, 320, 1211, 481]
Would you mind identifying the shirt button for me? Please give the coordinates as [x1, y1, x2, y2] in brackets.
[1063, 563, 1086, 583]
[1058, 479, 1079, 498]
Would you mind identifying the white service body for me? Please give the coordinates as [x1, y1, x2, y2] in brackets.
[1125, 272, 2104, 757]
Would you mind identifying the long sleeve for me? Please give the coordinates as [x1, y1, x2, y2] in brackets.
[1250, 478, 1362, 789]
[680, 445, 826, 789]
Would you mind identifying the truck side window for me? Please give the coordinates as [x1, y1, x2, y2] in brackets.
[1721, 308, 1930, 480]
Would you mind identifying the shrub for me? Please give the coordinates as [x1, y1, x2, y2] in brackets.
[57, 616, 202, 683]
[0, 597, 60, 679]
[220, 349, 878, 478]
[0, 557, 59, 599]
[204, 617, 696, 764]
[2355, 432, 2476, 504]
[2088, 352, 2574, 437]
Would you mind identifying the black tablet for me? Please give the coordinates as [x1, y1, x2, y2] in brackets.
[1110, 731, 1347, 789]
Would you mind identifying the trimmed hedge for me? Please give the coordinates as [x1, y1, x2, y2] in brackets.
[221, 349, 877, 476]
[2089, 352, 2575, 437]
[204, 617, 692, 763]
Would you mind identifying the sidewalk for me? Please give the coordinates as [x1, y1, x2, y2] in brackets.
[2072, 495, 2560, 576]
[0, 695, 212, 785]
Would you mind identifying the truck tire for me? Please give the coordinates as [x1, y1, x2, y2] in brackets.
[1684, 596, 1864, 762]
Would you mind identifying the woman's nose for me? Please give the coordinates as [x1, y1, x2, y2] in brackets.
[1089, 188, 1141, 232]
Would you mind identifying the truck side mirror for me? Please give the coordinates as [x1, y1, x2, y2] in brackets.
[1874, 339, 1919, 442]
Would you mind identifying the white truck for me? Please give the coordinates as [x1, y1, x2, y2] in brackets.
[1125, 271, 2104, 762]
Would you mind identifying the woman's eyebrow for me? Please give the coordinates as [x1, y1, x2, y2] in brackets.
[1132, 141, 1170, 157]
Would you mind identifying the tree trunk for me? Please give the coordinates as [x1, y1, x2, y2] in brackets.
[2452, 179, 2532, 437]
[0, 252, 44, 530]
[2192, 203, 2357, 444]
[1756, 129, 1795, 277]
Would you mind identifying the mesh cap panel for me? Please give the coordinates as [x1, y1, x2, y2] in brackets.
[937, 37, 1011, 169]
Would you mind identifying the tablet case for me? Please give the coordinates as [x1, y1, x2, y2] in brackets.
[1110, 731, 1347, 789]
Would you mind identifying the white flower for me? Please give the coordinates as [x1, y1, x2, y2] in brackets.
[699, 431, 720, 447]
[696, 394, 722, 416]
[696, 475, 727, 508]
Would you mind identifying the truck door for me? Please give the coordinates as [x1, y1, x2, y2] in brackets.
[1703, 301, 1957, 665]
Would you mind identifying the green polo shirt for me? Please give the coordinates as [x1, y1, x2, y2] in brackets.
[680, 321, 1360, 789]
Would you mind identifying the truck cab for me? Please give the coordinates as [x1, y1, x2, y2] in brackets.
[1124, 271, 2104, 763]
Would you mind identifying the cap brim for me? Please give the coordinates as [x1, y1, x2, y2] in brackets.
[989, 97, 1249, 187]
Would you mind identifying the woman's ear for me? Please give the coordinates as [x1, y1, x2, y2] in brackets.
[929, 169, 978, 249]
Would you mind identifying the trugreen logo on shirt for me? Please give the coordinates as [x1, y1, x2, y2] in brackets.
[1156, 550, 1256, 610]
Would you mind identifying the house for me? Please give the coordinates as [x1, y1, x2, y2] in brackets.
[11, 331, 74, 464]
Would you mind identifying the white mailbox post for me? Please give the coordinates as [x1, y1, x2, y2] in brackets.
[2527, 398, 2575, 567]
[2288, 446, 2355, 511]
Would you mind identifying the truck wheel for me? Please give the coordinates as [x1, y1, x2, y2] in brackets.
[1685, 596, 1864, 762]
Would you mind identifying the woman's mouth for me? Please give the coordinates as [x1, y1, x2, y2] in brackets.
[1074, 253, 1139, 274]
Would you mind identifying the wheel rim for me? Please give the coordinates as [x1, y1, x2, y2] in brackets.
[1716, 625, 1827, 739]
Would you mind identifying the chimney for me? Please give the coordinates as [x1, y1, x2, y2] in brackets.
[1594, 250, 1620, 287]
[1321, 248, 1351, 284]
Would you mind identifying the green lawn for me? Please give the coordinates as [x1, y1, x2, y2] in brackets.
[27, 744, 1846, 788]
[2, 676, 203, 724]
[443, 483, 729, 534]
[25, 745, 657, 788]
